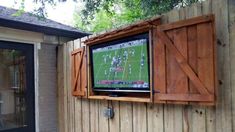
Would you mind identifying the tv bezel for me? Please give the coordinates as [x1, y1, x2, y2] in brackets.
[89, 33, 150, 93]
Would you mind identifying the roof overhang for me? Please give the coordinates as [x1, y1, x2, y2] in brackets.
[0, 18, 91, 39]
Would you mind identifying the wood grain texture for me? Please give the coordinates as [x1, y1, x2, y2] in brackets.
[89, 95, 150, 102]
[57, 45, 66, 132]
[120, 102, 133, 132]
[164, 9, 184, 132]
[229, 0, 235, 131]
[191, 106, 206, 132]
[98, 100, 109, 132]
[90, 100, 99, 132]
[201, 1, 216, 132]
[133, 103, 147, 132]
[73, 40, 82, 132]
[82, 99, 90, 132]
[84, 18, 161, 45]
[67, 42, 75, 132]
[187, 26, 198, 94]
[212, 0, 232, 131]
[173, 26, 188, 95]
[147, 104, 164, 132]
[186, 3, 207, 132]
[109, 101, 120, 132]
[153, 28, 166, 103]
[197, 23, 214, 95]
[57, 1, 235, 132]
[63, 44, 69, 132]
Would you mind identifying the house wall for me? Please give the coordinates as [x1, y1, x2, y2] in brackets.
[38, 44, 58, 132]
[0, 26, 75, 132]
[58, 0, 235, 132]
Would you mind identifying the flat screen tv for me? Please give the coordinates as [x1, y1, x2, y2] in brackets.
[90, 33, 150, 93]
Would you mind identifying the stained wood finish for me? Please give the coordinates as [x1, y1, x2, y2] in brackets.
[71, 46, 87, 96]
[58, 0, 234, 132]
[154, 14, 216, 103]
[84, 17, 161, 45]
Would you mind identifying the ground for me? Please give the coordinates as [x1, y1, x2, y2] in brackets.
[92, 39, 149, 89]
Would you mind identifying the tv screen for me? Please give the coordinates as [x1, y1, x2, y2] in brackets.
[90, 33, 150, 93]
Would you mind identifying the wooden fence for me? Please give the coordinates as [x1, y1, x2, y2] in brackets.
[57, 0, 235, 131]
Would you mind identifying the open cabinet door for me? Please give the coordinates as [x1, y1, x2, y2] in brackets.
[153, 15, 217, 104]
[71, 46, 87, 97]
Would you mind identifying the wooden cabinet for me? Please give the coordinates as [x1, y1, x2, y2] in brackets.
[71, 14, 217, 105]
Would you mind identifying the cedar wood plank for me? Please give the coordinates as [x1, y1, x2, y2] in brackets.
[109, 101, 120, 132]
[159, 14, 214, 31]
[164, 9, 183, 132]
[189, 3, 207, 132]
[229, 0, 235, 131]
[201, 0, 216, 131]
[98, 100, 109, 132]
[63, 44, 69, 132]
[81, 46, 87, 96]
[58, 45, 66, 132]
[133, 103, 147, 132]
[187, 26, 198, 94]
[173, 27, 188, 96]
[212, 0, 232, 131]
[81, 37, 90, 132]
[157, 30, 210, 95]
[67, 42, 75, 132]
[82, 99, 90, 132]
[73, 39, 83, 132]
[197, 23, 215, 95]
[153, 27, 166, 103]
[120, 102, 133, 132]
[90, 100, 99, 132]
[73, 48, 85, 96]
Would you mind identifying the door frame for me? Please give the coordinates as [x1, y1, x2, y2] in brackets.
[0, 40, 35, 132]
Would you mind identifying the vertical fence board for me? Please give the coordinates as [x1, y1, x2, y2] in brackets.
[78, 37, 91, 132]
[133, 103, 147, 132]
[99, 100, 109, 132]
[147, 104, 164, 132]
[58, 45, 66, 132]
[184, 3, 208, 132]
[120, 102, 133, 132]
[82, 99, 90, 132]
[73, 39, 82, 132]
[63, 43, 69, 132]
[67, 41, 75, 132]
[164, 9, 184, 132]
[109, 101, 120, 132]
[201, 1, 216, 132]
[212, 0, 232, 131]
[90, 100, 99, 132]
[229, 0, 235, 131]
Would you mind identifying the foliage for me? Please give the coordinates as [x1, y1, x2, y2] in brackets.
[33, 0, 56, 17]
[13, 0, 56, 18]
[18, 0, 199, 32]
[11, 0, 25, 17]
[74, 0, 200, 33]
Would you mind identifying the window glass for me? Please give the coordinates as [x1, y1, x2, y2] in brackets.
[0, 49, 27, 131]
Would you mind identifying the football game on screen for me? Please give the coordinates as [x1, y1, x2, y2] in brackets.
[92, 39, 149, 89]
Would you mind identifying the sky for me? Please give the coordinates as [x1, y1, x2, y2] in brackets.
[0, 0, 84, 26]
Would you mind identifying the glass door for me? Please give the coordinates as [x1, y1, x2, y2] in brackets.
[0, 41, 35, 132]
